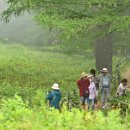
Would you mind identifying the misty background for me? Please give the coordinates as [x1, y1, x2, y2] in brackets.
[0, 0, 130, 56]
[0, 0, 57, 45]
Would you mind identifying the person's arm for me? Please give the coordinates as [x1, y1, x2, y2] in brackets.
[126, 86, 130, 91]
[96, 74, 100, 83]
[88, 79, 90, 86]
[109, 74, 112, 82]
[47, 92, 53, 100]
[116, 85, 121, 96]
[108, 74, 112, 92]
[60, 92, 62, 100]
[98, 74, 102, 92]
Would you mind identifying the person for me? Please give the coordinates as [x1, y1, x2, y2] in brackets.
[90, 69, 99, 90]
[88, 75, 97, 110]
[116, 78, 130, 96]
[47, 83, 62, 109]
[98, 68, 112, 109]
[77, 72, 90, 111]
[90, 69, 99, 110]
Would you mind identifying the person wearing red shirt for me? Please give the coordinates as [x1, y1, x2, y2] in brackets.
[77, 72, 90, 110]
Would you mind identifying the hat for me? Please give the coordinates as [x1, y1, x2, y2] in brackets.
[52, 83, 59, 90]
[101, 68, 108, 73]
[80, 72, 89, 79]
[88, 74, 93, 78]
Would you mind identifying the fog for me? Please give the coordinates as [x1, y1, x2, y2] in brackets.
[0, 0, 56, 45]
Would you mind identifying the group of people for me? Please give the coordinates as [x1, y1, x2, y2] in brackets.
[47, 68, 130, 110]
[77, 68, 130, 110]
[77, 68, 111, 110]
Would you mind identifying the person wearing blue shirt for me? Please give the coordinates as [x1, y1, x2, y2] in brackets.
[98, 68, 112, 109]
[47, 83, 62, 109]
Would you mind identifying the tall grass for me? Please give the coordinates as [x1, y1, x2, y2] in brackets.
[0, 95, 129, 130]
[0, 42, 128, 105]
[0, 43, 129, 129]
[0, 43, 95, 100]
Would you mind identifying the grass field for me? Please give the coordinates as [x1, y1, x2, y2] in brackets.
[0, 42, 95, 100]
[0, 42, 129, 130]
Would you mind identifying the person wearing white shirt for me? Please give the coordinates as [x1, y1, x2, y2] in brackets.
[116, 79, 130, 96]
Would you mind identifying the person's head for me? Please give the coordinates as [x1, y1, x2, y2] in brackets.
[80, 72, 88, 80]
[90, 69, 96, 76]
[52, 83, 60, 90]
[88, 75, 94, 82]
[121, 78, 128, 86]
[101, 68, 108, 76]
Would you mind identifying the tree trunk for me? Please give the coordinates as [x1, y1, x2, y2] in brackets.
[95, 33, 112, 74]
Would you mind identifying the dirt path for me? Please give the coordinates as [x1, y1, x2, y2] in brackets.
[123, 68, 130, 87]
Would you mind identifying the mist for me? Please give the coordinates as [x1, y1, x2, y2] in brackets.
[0, 0, 56, 45]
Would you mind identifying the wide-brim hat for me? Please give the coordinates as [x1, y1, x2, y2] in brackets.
[101, 68, 108, 73]
[52, 83, 59, 90]
[88, 74, 93, 78]
[80, 72, 89, 79]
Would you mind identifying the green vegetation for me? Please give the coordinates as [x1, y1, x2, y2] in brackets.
[0, 42, 126, 100]
[2, 0, 130, 37]
[0, 42, 95, 100]
[2, 0, 130, 74]
[0, 42, 129, 129]
[1, 0, 130, 129]
[0, 95, 129, 130]
[110, 91, 130, 110]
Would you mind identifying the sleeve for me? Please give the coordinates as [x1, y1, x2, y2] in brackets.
[60, 92, 62, 100]
[96, 75, 100, 82]
[88, 79, 90, 86]
[97, 74, 101, 82]
[98, 74, 102, 91]
[47, 92, 53, 100]
[116, 85, 121, 95]
[107, 74, 112, 82]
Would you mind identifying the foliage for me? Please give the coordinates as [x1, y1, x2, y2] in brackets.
[110, 92, 130, 114]
[2, 0, 130, 59]
[0, 95, 32, 129]
[0, 95, 129, 130]
[2, 0, 130, 40]
[113, 29, 130, 53]
[0, 42, 128, 105]
[0, 41, 129, 129]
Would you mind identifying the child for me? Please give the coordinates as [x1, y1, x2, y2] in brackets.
[88, 75, 97, 110]
[89, 69, 99, 110]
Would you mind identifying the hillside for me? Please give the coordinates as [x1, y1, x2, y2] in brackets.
[0, 43, 95, 99]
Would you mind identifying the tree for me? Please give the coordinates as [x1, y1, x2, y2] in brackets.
[2, 0, 130, 73]
[96, 33, 112, 74]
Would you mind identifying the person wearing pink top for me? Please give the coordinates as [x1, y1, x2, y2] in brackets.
[88, 75, 97, 110]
